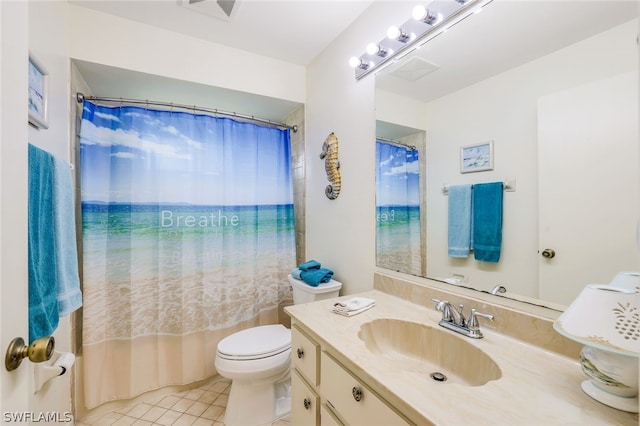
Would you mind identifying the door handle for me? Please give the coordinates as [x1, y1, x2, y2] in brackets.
[5, 336, 54, 371]
[541, 248, 556, 259]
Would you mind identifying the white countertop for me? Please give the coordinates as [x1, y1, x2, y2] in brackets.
[286, 290, 638, 425]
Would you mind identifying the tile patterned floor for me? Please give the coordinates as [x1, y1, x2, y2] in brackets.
[75, 376, 292, 426]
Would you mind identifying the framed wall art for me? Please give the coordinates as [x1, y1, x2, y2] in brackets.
[28, 53, 49, 129]
[460, 140, 493, 173]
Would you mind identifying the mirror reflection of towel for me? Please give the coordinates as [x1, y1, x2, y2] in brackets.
[472, 182, 503, 263]
[448, 184, 472, 258]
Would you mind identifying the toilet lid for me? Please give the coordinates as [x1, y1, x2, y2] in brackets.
[217, 324, 291, 360]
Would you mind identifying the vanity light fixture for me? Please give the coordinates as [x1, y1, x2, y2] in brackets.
[350, 0, 494, 80]
[553, 283, 640, 413]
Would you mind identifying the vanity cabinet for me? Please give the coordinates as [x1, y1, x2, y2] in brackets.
[291, 323, 413, 426]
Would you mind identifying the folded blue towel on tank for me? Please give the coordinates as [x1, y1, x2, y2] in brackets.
[298, 260, 321, 271]
[300, 268, 334, 287]
[291, 268, 303, 280]
[472, 182, 503, 263]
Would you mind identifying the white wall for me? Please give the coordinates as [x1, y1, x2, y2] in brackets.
[376, 89, 428, 132]
[424, 19, 638, 297]
[67, 4, 306, 105]
[304, 2, 414, 295]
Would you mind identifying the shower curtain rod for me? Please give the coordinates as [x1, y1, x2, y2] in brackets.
[76, 92, 298, 133]
[376, 136, 417, 151]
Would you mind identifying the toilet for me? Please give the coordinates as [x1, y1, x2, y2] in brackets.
[215, 274, 342, 426]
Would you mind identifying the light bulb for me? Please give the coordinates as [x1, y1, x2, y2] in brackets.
[348, 57, 371, 70]
[386, 26, 401, 40]
[412, 5, 427, 20]
[412, 5, 441, 25]
[366, 43, 380, 55]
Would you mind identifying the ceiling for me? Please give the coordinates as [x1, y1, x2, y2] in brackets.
[70, 0, 637, 125]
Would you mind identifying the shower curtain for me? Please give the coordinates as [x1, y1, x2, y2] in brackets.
[375, 140, 421, 275]
[79, 101, 295, 409]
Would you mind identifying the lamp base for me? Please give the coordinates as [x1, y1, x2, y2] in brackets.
[581, 380, 639, 413]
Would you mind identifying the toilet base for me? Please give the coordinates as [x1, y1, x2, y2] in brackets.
[224, 372, 291, 426]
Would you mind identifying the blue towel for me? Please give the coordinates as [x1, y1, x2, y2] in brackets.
[52, 155, 82, 316]
[447, 184, 473, 258]
[28, 144, 59, 342]
[300, 268, 334, 287]
[298, 260, 321, 271]
[291, 268, 303, 280]
[472, 182, 503, 263]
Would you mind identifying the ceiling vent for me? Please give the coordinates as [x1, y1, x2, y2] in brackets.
[179, 0, 241, 22]
[390, 57, 440, 82]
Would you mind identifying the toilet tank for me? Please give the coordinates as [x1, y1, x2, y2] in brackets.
[288, 274, 342, 304]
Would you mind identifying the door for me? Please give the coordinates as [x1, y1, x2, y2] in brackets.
[538, 71, 639, 305]
[1, 0, 32, 416]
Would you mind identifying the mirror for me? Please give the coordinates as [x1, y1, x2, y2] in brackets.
[375, 0, 639, 308]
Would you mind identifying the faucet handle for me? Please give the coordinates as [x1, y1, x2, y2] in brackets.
[467, 309, 494, 333]
[431, 299, 452, 321]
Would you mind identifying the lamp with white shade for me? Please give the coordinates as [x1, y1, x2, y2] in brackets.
[553, 283, 640, 413]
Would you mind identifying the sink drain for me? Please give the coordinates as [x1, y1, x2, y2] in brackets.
[430, 372, 447, 382]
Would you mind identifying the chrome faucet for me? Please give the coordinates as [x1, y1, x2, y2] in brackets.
[433, 299, 466, 327]
[432, 299, 494, 339]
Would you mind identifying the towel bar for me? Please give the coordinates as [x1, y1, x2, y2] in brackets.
[442, 179, 516, 195]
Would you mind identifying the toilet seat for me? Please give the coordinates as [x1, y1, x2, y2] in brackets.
[217, 324, 291, 360]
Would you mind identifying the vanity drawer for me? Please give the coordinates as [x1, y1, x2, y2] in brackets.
[320, 351, 411, 426]
[320, 404, 343, 426]
[292, 369, 320, 426]
[292, 324, 320, 385]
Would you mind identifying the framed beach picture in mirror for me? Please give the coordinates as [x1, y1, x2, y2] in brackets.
[461, 140, 493, 173]
[28, 53, 49, 129]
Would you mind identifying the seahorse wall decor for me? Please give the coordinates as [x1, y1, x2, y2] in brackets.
[319, 132, 341, 200]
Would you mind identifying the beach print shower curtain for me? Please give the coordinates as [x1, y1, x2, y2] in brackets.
[376, 141, 422, 275]
[79, 101, 295, 408]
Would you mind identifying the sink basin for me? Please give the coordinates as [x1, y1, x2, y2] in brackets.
[358, 319, 501, 386]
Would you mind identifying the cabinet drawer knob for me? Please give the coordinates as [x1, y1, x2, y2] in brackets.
[352, 386, 363, 402]
[297, 348, 304, 359]
[303, 397, 311, 410]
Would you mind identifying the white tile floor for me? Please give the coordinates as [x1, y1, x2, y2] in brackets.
[75, 376, 292, 426]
